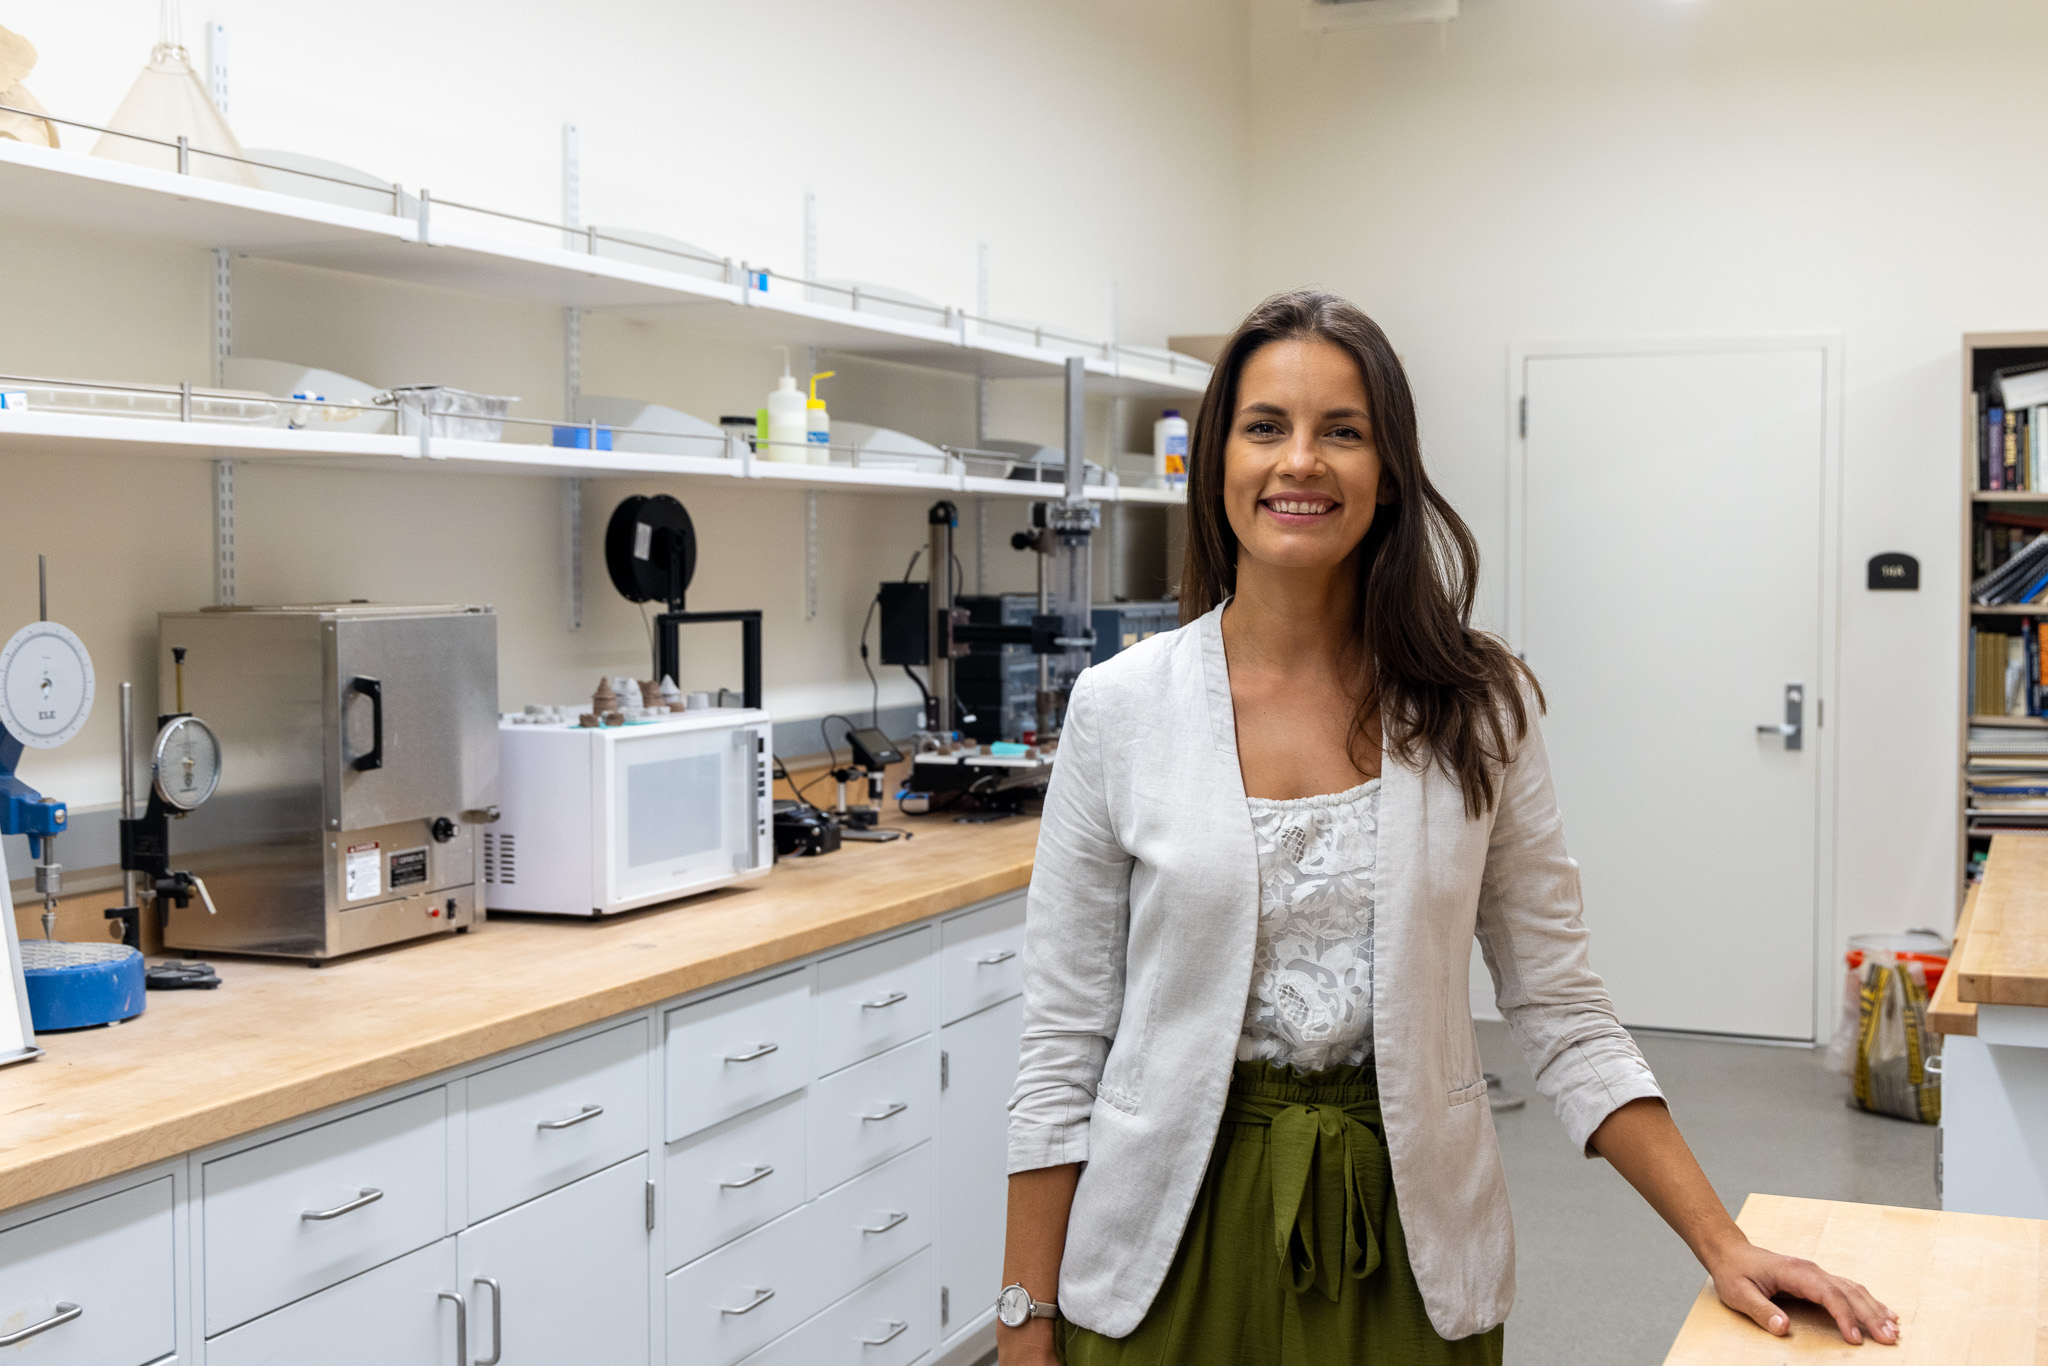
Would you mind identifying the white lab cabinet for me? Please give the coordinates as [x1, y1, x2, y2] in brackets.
[0, 889, 1029, 1366]
[1940, 1005, 2048, 1219]
[458, 1156, 652, 1366]
[936, 994, 1025, 1354]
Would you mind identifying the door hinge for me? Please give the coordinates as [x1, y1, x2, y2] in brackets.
[646, 1179, 656, 1232]
[939, 1049, 950, 1091]
[1518, 395, 1527, 438]
[940, 1285, 950, 1327]
[1817, 698, 1823, 727]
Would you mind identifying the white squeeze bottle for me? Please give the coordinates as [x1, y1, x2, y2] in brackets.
[765, 346, 808, 462]
[807, 370, 835, 465]
[1153, 409, 1189, 489]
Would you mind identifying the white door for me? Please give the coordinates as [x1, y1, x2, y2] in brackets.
[457, 1155, 650, 1366]
[935, 995, 1023, 1348]
[1513, 344, 1831, 1040]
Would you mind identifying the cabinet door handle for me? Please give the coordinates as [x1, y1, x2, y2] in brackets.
[723, 1041, 779, 1063]
[860, 1100, 908, 1123]
[537, 1103, 604, 1131]
[862, 1319, 910, 1347]
[719, 1286, 776, 1316]
[861, 990, 909, 1011]
[0, 1302, 80, 1347]
[302, 1187, 383, 1221]
[975, 949, 1016, 966]
[437, 1291, 466, 1366]
[472, 1276, 502, 1366]
[719, 1163, 776, 1190]
[860, 1210, 909, 1235]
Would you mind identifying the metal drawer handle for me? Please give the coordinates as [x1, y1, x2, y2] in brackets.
[724, 1042, 779, 1063]
[537, 1103, 604, 1131]
[975, 949, 1016, 966]
[860, 1101, 908, 1123]
[0, 1302, 81, 1347]
[719, 1163, 776, 1190]
[302, 1187, 383, 1221]
[862, 991, 909, 1011]
[719, 1286, 775, 1316]
[860, 1210, 909, 1235]
[473, 1276, 503, 1366]
[862, 1319, 910, 1348]
[438, 1291, 466, 1366]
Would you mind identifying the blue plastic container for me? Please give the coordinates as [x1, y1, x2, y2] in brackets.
[22, 941, 146, 1031]
[552, 424, 614, 450]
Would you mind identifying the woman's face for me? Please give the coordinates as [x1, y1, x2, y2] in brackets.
[1222, 337, 1391, 578]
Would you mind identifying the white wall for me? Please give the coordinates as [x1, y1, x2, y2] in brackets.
[0, 0, 1245, 825]
[1241, 0, 2048, 946]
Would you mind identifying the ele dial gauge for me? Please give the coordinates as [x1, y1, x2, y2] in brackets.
[152, 714, 222, 812]
[0, 620, 95, 749]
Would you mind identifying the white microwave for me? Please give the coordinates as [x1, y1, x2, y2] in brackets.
[486, 708, 773, 916]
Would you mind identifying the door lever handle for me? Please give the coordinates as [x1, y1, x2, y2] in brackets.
[1756, 684, 1804, 751]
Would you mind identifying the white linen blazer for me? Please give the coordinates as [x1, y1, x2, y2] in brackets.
[1006, 604, 1663, 1341]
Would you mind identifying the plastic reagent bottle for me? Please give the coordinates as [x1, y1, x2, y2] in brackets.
[807, 370, 835, 465]
[766, 346, 808, 463]
[1154, 409, 1189, 489]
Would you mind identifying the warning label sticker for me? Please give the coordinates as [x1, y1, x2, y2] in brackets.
[346, 842, 382, 901]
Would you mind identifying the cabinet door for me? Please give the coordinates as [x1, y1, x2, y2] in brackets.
[205, 1239, 459, 1366]
[936, 995, 1023, 1345]
[458, 1155, 650, 1366]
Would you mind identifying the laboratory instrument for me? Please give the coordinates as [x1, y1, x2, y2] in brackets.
[156, 604, 500, 963]
[603, 495, 764, 709]
[488, 706, 773, 915]
[773, 800, 841, 857]
[106, 668, 222, 953]
[827, 725, 904, 841]
[0, 558, 149, 1034]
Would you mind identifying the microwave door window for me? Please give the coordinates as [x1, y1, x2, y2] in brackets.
[612, 731, 735, 901]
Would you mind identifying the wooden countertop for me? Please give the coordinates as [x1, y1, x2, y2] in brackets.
[1663, 1195, 2048, 1363]
[1930, 885, 1979, 1037]
[1956, 835, 2048, 1008]
[0, 809, 1037, 1215]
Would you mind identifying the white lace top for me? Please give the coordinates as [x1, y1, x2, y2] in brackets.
[1237, 778, 1381, 1072]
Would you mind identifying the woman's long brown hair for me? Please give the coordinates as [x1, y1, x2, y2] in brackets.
[1179, 288, 1541, 817]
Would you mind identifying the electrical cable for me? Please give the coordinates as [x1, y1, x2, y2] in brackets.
[819, 713, 859, 771]
[858, 593, 881, 726]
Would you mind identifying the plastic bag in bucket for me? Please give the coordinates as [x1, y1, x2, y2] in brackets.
[1851, 959, 1941, 1125]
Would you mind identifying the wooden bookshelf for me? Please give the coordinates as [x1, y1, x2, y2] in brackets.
[1961, 333, 2048, 897]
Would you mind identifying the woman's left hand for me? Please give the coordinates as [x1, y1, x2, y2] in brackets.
[1707, 1240, 1899, 1345]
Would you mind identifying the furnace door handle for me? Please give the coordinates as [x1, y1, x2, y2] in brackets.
[350, 676, 385, 771]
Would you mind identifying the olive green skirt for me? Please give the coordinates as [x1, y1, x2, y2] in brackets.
[1059, 1059, 1505, 1366]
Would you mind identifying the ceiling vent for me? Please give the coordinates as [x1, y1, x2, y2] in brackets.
[1303, 0, 1458, 31]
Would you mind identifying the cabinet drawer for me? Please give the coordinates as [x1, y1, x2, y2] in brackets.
[666, 1090, 807, 1270]
[742, 1247, 935, 1366]
[205, 1238, 459, 1366]
[664, 1205, 822, 1366]
[808, 1035, 935, 1196]
[807, 1142, 931, 1310]
[469, 1017, 648, 1221]
[667, 971, 810, 1141]
[813, 927, 934, 1077]
[0, 1178, 173, 1366]
[202, 1087, 448, 1336]
[939, 896, 1025, 1024]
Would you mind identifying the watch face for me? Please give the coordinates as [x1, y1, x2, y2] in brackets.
[996, 1284, 1031, 1328]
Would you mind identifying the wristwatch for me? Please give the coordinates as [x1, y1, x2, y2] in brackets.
[996, 1283, 1060, 1328]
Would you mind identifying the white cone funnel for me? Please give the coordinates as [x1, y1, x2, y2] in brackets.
[92, 0, 258, 185]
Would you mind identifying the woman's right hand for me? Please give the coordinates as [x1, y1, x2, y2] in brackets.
[999, 1165, 1082, 1366]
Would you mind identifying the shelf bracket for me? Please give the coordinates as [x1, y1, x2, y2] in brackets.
[560, 116, 583, 635]
[975, 497, 988, 595]
[214, 458, 235, 606]
[563, 476, 583, 633]
[804, 489, 819, 621]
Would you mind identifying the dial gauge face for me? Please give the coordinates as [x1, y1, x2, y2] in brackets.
[153, 715, 222, 811]
[0, 621, 95, 749]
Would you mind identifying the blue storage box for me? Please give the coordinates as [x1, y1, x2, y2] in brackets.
[552, 424, 614, 450]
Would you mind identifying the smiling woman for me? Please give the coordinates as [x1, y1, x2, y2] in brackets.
[996, 289, 1900, 1366]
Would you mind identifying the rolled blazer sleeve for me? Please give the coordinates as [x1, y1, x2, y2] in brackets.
[1473, 694, 1664, 1157]
[1006, 669, 1134, 1174]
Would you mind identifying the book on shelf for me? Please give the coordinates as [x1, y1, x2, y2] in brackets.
[1970, 532, 2048, 603]
[1977, 370, 2048, 491]
[1968, 620, 2048, 715]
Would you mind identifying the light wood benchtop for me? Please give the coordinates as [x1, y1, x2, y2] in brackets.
[1929, 884, 1979, 1037]
[0, 809, 1037, 1215]
[1663, 1195, 2048, 1363]
[1957, 835, 2048, 1008]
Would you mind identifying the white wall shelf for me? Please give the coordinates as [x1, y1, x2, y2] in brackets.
[0, 408, 1185, 504]
[0, 141, 1210, 401]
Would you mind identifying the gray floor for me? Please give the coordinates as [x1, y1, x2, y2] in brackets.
[1477, 1021, 1937, 1366]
